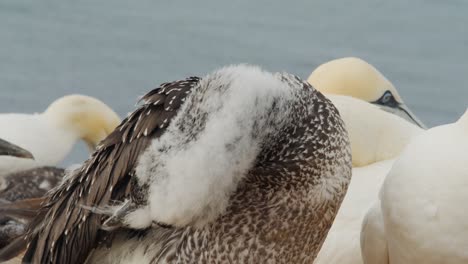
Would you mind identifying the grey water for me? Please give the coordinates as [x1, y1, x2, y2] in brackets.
[0, 0, 467, 167]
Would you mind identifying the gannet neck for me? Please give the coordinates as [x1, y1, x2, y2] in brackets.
[43, 94, 121, 148]
[328, 95, 423, 167]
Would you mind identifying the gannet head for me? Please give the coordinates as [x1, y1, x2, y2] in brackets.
[44, 95, 121, 150]
[308, 57, 426, 128]
[0, 138, 34, 159]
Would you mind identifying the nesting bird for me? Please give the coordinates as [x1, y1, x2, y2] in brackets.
[0, 94, 121, 176]
[1, 65, 352, 263]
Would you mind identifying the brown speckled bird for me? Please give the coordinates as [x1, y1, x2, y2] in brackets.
[1, 65, 352, 264]
[0, 167, 65, 249]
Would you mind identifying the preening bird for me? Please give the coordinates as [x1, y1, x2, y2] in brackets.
[0, 65, 352, 264]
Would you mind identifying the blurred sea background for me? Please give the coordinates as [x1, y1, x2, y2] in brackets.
[0, 0, 467, 166]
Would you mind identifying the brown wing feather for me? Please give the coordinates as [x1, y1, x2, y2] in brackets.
[15, 77, 201, 264]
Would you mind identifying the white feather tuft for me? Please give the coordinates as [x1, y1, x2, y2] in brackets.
[129, 65, 297, 228]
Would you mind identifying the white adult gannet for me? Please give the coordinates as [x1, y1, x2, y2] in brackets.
[361, 109, 468, 264]
[313, 95, 422, 264]
[308, 57, 425, 131]
[0, 65, 352, 264]
[309, 57, 424, 264]
[0, 95, 121, 175]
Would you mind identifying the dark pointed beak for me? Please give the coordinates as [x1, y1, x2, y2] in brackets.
[373, 103, 427, 129]
[396, 104, 427, 129]
[0, 139, 34, 159]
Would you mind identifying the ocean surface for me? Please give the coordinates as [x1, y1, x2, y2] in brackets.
[0, 0, 467, 166]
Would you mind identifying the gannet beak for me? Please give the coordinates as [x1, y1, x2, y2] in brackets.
[0, 139, 34, 159]
[375, 104, 427, 129]
[396, 104, 427, 129]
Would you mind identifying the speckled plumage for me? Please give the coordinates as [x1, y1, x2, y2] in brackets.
[0, 167, 64, 202]
[4, 65, 351, 264]
[0, 167, 64, 249]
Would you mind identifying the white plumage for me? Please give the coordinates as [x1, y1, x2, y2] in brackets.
[309, 57, 425, 131]
[313, 96, 422, 264]
[132, 66, 296, 228]
[316, 159, 393, 264]
[362, 109, 468, 264]
[326, 95, 423, 167]
[310, 57, 424, 264]
[0, 95, 120, 175]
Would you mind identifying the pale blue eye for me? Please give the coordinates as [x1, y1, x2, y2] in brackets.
[382, 92, 392, 103]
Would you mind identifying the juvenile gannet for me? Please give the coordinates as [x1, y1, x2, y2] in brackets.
[1, 65, 352, 264]
[0, 167, 65, 249]
[0, 167, 65, 202]
[0, 95, 121, 175]
[361, 109, 468, 264]
[308, 57, 425, 129]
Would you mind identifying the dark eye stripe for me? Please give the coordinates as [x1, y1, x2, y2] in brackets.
[375, 90, 398, 108]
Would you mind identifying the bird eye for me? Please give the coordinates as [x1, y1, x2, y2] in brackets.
[381, 92, 392, 103]
[378, 91, 397, 107]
